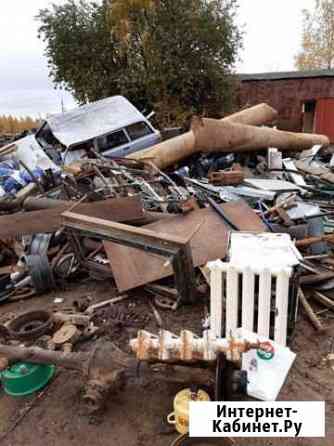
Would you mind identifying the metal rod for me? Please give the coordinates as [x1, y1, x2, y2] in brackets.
[206, 196, 239, 230]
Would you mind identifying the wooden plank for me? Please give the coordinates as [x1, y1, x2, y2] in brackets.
[300, 272, 334, 286]
[299, 287, 325, 332]
[313, 291, 334, 311]
[104, 200, 266, 292]
[0, 196, 144, 238]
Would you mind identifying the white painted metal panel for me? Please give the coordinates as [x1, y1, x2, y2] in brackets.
[244, 178, 303, 192]
[241, 267, 255, 332]
[6, 135, 60, 172]
[209, 263, 223, 337]
[230, 232, 301, 271]
[275, 268, 291, 346]
[225, 266, 239, 336]
[257, 269, 272, 338]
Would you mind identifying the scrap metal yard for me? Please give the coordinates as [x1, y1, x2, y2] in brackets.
[2, 1, 334, 445]
[0, 97, 333, 445]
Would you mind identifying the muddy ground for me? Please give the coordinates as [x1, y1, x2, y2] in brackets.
[0, 278, 333, 446]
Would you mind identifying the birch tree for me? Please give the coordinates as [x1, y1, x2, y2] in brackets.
[296, 0, 334, 70]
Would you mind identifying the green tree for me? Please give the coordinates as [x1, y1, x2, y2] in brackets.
[38, 0, 242, 125]
[37, 0, 126, 104]
[296, 0, 334, 70]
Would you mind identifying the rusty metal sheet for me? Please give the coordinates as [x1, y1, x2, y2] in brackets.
[63, 210, 196, 303]
[215, 200, 267, 232]
[104, 200, 266, 292]
[0, 196, 144, 239]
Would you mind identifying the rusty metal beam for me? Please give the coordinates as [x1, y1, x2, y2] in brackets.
[0, 196, 144, 238]
[62, 211, 196, 304]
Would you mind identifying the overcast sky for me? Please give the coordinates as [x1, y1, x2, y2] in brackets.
[0, 0, 316, 118]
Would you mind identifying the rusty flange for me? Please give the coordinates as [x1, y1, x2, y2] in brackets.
[52, 324, 81, 346]
[8, 310, 54, 341]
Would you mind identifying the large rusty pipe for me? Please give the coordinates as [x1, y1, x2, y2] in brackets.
[222, 103, 278, 125]
[130, 103, 278, 169]
[133, 131, 196, 170]
[193, 118, 330, 153]
[23, 197, 75, 211]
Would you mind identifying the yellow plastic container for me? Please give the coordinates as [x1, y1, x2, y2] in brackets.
[167, 388, 210, 434]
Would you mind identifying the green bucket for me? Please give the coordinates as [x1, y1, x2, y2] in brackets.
[1, 362, 55, 396]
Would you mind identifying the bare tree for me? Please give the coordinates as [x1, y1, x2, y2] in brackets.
[295, 0, 334, 70]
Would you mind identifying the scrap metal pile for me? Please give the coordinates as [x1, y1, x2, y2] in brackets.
[0, 99, 334, 416]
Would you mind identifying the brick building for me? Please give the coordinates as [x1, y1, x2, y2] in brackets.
[238, 70, 334, 142]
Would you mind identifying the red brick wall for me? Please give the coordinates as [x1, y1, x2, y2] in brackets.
[238, 77, 334, 132]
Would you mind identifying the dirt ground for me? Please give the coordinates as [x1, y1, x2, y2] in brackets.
[0, 278, 333, 446]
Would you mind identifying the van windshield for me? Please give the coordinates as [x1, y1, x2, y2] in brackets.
[126, 122, 153, 141]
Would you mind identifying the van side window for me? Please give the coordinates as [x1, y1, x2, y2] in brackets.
[98, 130, 129, 152]
[126, 122, 153, 141]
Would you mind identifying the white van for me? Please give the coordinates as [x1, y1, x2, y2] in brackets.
[36, 96, 161, 162]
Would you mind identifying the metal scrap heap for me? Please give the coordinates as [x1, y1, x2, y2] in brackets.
[0, 98, 334, 421]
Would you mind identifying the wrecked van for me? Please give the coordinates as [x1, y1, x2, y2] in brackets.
[36, 95, 161, 163]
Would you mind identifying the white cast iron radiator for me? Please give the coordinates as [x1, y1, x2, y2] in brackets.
[208, 261, 293, 346]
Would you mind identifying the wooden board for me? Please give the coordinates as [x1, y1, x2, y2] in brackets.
[0, 196, 144, 238]
[104, 200, 267, 292]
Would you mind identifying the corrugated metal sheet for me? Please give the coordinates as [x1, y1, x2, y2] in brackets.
[43, 96, 147, 148]
[315, 98, 334, 143]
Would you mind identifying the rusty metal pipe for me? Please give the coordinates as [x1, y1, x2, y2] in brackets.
[193, 118, 330, 153]
[223, 103, 278, 125]
[23, 197, 75, 211]
[130, 103, 278, 169]
[0, 343, 88, 372]
[296, 234, 334, 248]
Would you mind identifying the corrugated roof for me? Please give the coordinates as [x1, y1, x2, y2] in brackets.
[239, 70, 334, 81]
